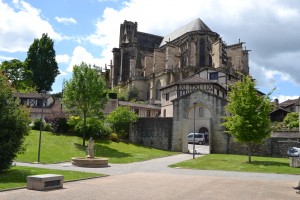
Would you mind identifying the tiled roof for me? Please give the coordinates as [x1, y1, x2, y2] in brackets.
[180, 74, 215, 84]
[13, 92, 51, 99]
[119, 101, 161, 109]
[159, 18, 212, 47]
[279, 98, 300, 108]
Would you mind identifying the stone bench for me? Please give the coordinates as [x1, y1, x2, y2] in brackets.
[27, 174, 64, 191]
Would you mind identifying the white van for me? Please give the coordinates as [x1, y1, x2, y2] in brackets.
[188, 133, 205, 145]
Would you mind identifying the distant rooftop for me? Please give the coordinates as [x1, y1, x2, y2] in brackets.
[159, 18, 212, 47]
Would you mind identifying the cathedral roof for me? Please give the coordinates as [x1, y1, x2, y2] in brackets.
[159, 18, 212, 47]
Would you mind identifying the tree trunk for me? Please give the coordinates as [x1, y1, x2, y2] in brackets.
[83, 112, 86, 146]
[248, 143, 252, 162]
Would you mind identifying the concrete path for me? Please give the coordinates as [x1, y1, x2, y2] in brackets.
[1, 153, 300, 200]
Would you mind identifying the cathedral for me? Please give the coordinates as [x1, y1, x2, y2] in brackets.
[110, 18, 250, 117]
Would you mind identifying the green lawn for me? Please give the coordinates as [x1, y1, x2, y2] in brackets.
[0, 166, 103, 190]
[16, 130, 177, 164]
[170, 154, 300, 175]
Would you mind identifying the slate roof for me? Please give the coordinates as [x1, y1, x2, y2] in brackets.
[159, 18, 212, 47]
[279, 97, 300, 108]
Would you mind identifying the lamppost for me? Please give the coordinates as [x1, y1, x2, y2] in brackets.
[193, 102, 197, 159]
[37, 90, 46, 163]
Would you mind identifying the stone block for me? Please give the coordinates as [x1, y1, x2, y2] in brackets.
[27, 174, 64, 191]
[290, 157, 300, 168]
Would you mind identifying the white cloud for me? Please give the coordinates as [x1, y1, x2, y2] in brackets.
[56, 54, 70, 64]
[273, 95, 299, 104]
[0, 56, 16, 62]
[67, 46, 104, 72]
[0, 0, 62, 53]
[55, 17, 77, 25]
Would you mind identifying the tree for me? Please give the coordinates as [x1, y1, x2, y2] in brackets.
[222, 75, 273, 162]
[25, 33, 59, 92]
[0, 73, 30, 171]
[63, 62, 108, 146]
[106, 106, 138, 139]
[0, 59, 34, 92]
[283, 112, 299, 129]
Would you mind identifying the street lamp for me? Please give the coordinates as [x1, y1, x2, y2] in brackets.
[193, 102, 197, 159]
[37, 90, 47, 163]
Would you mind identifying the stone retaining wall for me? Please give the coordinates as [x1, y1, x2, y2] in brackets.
[129, 117, 173, 150]
[228, 131, 300, 157]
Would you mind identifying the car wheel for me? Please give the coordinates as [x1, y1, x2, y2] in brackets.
[198, 141, 202, 145]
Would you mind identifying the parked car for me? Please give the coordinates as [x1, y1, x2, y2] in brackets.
[188, 133, 205, 145]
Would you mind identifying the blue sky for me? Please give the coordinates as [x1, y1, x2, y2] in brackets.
[1, 0, 300, 103]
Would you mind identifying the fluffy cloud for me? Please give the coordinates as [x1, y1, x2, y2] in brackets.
[55, 17, 77, 25]
[67, 46, 104, 72]
[56, 54, 70, 64]
[0, 0, 62, 52]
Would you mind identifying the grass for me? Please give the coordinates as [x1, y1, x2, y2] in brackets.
[170, 154, 300, 175]
[16, 130, 177, 164]
[0, 166, 103, 190]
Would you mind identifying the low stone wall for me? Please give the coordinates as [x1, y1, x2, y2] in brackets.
[129, 118, 173, 150]
[228, 131, 300, 157]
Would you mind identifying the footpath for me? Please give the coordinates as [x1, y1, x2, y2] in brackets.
[1, 153, 300, 200]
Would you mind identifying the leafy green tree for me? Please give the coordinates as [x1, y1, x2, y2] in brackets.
[222, 75, 273, 162]
[106, 106, 138, 139]
[0, 73, 30, 171]
[283, 112, 299, 129]
[25, 33, 59, 92]
[63, 62, 108, 146]
[0, 59, 34, 92]
[128, 86, 139, 101]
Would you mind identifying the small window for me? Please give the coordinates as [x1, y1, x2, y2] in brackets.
[163, 109, 166, 117]
[209, 72, 218, 80]
[146, 110, 151, 117]
[166, 93, 169, 101]
[134, 109, 139, 115]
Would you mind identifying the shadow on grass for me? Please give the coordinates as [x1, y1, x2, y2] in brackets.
[0, 168, 34, 183]
[247, 160, 289, 167]
[94, 143, 131, 159]
[73, 142, 131, 159]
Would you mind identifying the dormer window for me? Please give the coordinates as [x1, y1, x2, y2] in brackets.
[209, 72, 218, 80]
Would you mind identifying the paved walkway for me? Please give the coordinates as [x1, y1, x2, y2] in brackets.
[1, 153, 300, 200]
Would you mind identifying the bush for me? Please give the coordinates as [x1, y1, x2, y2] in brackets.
[46, 115, 70, 133]
[31, 118, 51, 131]
[68, 116, 111, 139]
[109, 133, 119, 142]
[0, 73, 30, 171]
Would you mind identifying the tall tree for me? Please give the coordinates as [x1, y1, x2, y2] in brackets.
[222, 75, 273, 162]
[63, 62, 108, 146]
[26, 33, 59, 92]
[0, 59, 34, 92]
[0, 73, 30, 171]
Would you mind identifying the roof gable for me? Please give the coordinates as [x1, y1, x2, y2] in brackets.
[159, 18, 212, 47]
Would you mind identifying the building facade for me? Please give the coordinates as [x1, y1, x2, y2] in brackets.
[111, 18, 250, 117]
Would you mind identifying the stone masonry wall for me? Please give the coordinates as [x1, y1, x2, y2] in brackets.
[129, 117, 173, 150]
[228, 131, 300, 157]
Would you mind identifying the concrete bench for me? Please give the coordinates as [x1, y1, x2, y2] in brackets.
[27, 174, 64, 191]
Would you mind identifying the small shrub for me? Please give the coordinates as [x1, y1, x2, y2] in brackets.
[109, 133, 119, 142]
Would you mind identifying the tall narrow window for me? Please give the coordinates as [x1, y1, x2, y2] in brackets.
[199, 38, 205, 67]
[155, 80, 161, 100]
[146, 110, 151, 117]
[166, 93, 169, 101]
[199, 107, 204, 118]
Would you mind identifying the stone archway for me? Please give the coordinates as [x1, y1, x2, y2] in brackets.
[171, 89, 228, 154]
